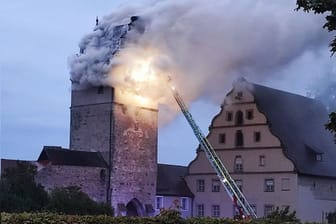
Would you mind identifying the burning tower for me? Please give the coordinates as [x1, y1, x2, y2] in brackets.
[69, 17, 157, 216]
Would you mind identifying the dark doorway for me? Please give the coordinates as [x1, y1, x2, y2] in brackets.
[126, 198, 144, 216]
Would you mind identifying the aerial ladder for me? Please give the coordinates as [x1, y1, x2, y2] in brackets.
[168, 78, 257, 219]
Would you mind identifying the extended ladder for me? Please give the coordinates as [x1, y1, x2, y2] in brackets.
[169, 80, 257, 218]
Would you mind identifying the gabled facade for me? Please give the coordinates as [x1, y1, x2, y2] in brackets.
[185, 78, 336, 222]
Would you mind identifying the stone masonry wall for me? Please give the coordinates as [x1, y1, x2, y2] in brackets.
[35, 165, 107, 203]
[111, 104, 158, 215]
[70, 103, 113, 162]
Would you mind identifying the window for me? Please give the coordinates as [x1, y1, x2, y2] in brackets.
[218, 133, 226, 144]
[234, 156, 243, 172]
[246, 110, 254, 120]
[226, 111, 233, 121]
[235, 130, 244, 147]
[235, 91, 243, 100]
[316, 153, 323, 161]
[235, 111, 244, 125]
[254, 132, 261, 142]
[235, 179, 243, 191]
[196, 179, 205, 192]
[155, 196, 163, 210]
[180, 197, 188, 211]
[281, 178, 290, 191]
[97, 86, 104, 94]
[259, 155, 265, 167]
[197, 204, 204, 217]
[212, 205, 220, 217]
[212, 179, 220, 192]
[264, 204, 274, 217]
[99, 169, 106, 183]
[264, 179, 274, 192]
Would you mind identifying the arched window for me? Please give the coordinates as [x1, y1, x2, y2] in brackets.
[235, 130, 244, 147]
[235, 111, 243, 125]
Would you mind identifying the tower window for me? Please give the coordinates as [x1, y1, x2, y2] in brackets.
[226, 111, 233, 121]
[246, 110, 254, 120]
[218, 133, 226, 144]
[235, 130, 244, 147]
[235, 111, 244, 125]
[234, 156, 243, 172]
[254, 132, 261, 142]
[100, 169, 106, 183]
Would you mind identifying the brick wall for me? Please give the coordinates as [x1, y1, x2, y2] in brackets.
[111, 104, 158, 215]
[35, 164, 107, 203]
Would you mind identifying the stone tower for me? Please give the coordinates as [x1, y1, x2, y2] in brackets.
[70, 85, 158, 216]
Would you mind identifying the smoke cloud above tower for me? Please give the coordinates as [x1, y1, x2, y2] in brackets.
[69, 0, 333, 117]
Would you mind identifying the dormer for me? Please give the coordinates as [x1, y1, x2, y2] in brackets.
[305, 144, 324, 162]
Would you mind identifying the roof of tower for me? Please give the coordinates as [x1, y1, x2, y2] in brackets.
[157, 164, 193, 197]
[247, 82, 336, 178]
[37, 146, 107, 168]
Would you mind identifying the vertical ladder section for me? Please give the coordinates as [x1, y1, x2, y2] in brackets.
[170, 84, 257, 218]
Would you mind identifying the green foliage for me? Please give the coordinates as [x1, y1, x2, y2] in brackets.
[156, 208, 184, 224]
[0, 211, 323, 224]
[296, 0, 336, 55]
[46, 186, 113, 216]
[0, 161, 49, 212]
[326, 112, 336, 143]
[327, 210, 336, 224]
[262, 206, 299, 224]
[0, 162, 113, 216]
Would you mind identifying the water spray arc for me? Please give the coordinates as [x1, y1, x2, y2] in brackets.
[168, 77, 257, 219]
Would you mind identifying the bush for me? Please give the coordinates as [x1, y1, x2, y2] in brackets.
[0, 162, 49, 213]
[46, 186, 113, 216]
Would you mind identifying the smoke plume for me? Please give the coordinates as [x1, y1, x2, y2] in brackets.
[69, 0, 332, 123]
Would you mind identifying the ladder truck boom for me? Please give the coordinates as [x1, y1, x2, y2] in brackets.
[169, 81, 257, 219]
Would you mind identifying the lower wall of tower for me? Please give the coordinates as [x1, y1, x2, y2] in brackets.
[111, 104, 158, 216]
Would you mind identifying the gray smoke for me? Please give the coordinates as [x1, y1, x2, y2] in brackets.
[69, 0, 332, 104]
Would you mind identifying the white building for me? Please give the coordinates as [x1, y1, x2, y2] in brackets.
[184, 78, 336, 222]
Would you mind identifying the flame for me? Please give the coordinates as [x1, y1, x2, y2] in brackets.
[109, 47, 171, 109]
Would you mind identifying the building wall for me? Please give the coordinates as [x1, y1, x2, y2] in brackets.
[35, 164, 107, 202]
[297, 175, 336, 222]
[111, 103, 158, 215]
[154, 195, 193, 218]
[70, 87, 114, 162]
[186, 83, 299, 218]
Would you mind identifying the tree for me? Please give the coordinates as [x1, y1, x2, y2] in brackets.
[297, 0, 336, 141]
[326, 112, 336, 143]
[0, 161, 49, 212]
[46, 186, 113, 216]
[296, 0, 336, 55]
[265, 206, 300, 224]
